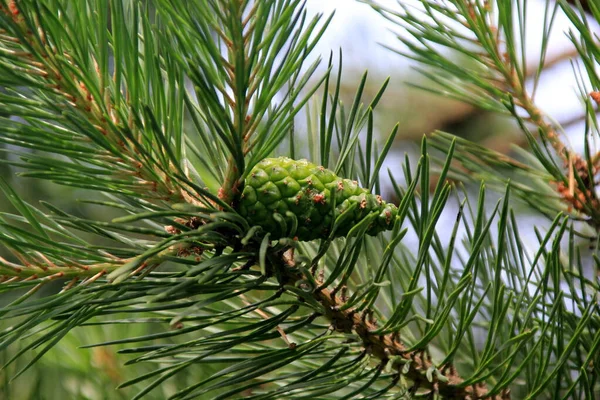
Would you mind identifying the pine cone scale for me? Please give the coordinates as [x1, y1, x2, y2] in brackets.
[239, 157, 398, 241]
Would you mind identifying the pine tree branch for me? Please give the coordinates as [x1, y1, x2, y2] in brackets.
[367, 0, 573, 161]
[0, 1, 208, 207]
[0, 256, 122, 280]
[273, 250, 506, 399]
[436, 43, 581, 142]
[219, 157, 243, 206]
[365, 0, 600, 229]
[0, 215, 221, 282]
[217, 2, 251, 206]
[183, 0, 328, 207]
[457, 2, 570, 164]
[0, 1, 595, 398]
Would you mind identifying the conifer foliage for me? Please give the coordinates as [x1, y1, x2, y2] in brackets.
[0, 0, 597, 399]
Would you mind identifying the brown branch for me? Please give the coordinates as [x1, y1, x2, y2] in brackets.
[218, 157, 242, 206]
[553, 153, 600, 224]
[274, 250, 507, 399]
[0, 255, 126, 281]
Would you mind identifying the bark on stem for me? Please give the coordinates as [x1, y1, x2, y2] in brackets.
[218, 156, 241, 206]
[275, 251, 508, 399]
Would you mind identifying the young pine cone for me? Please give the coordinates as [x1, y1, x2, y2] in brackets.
[238, 157, 397, 241]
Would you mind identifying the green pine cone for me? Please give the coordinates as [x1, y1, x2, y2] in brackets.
[238, 157, 398, 241]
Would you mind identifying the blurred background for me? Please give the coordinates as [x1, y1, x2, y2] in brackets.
[1, 0, 597, 398]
